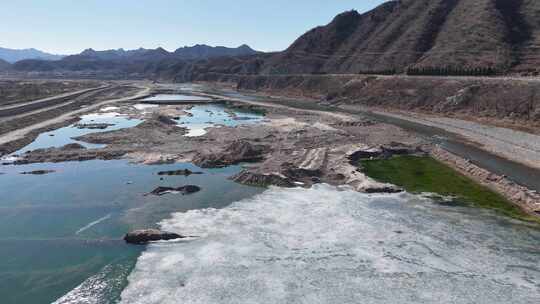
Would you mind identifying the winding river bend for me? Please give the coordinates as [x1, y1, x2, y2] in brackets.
[0, 91, 538, 304]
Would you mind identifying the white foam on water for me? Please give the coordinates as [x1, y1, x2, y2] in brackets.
[120, 185, 540, 304]
[75, 214, 112, 235]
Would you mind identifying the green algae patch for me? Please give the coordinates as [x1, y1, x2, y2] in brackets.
[360, 155, 539, 223]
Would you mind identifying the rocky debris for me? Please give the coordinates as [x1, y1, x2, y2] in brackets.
[231, 170, 296, 188]
[382, 142, 423, 156]
[156, 114, 178, 125]
[20, 170, 55, 175]
[74, 123, 115, 130]
[332, 120, 375, 127]
[124, 229, 184, 244]
[14, 149, 129, 165]
[348, 142, 423, 162]
[157, 169, 203, 176]
[60, 143, 86, 150]
[362, 184, 403, 194]
[146, 185, 201, 196]
[431, 147, 540, 215]
[193, 140, 269, 168]
[348, 147, 383, 161]
[436, 85, 480, 112]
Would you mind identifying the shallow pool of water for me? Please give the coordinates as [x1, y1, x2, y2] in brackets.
[177, 104, 263, 137]
[12, 112, 142, 155]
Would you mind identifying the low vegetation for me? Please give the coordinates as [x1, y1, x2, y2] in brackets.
[360, 155, 539, 223]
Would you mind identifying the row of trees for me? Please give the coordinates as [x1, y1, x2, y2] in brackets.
[357, 69, 397, 75]
[405, 66, 498, 76]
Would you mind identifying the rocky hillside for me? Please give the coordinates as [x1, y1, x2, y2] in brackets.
[173, 44, 258, 60]
[260, 0, 540, 75]
[6, 0, 540, 78]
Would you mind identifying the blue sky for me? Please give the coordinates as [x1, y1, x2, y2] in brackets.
[0, 0, 386, 54]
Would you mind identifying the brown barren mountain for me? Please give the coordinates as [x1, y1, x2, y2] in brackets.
[259, 0, 540, 75]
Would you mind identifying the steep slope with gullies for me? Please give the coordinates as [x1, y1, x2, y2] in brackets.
[260, 0, 540, 75]
[416, 0, 512, 69]
[512, 0, 540, 72]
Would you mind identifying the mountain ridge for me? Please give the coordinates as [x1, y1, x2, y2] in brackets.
[0, 47, 64, 63]
[5, 0, 540, 78]
[10, 44, 259, 73]
[260, 0, 540, 75]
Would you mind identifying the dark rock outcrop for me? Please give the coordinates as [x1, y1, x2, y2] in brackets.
[157, 169, 203, 176]
[74, 123, 115, 130]
[156, 115, 178, 125]
[124, 229, 184, 244]
[20, 170, 55, 175]
[146, 185, 201, 196]
[231, 170, 296, 188]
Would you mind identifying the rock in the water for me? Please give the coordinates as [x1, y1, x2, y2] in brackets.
[147, 185, 201, 196]
[124, 229, 184, 244]
[20, 170, 55, 175]
[157, 169, 203, 176]
[74, 123, 115, 130]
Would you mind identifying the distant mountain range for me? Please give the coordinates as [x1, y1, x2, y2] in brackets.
[0, 47, 64, 63]
[8, 44, 259, 75]
[5, 0, 540, 79]
[64, 44, 258, 62]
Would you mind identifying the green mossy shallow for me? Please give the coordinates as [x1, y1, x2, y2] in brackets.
[360, 155, 539, 223]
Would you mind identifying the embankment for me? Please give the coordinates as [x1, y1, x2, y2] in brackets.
[195, 74, 540, 134]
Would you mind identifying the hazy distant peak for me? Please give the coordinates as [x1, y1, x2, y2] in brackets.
[0, 47, 64, 63]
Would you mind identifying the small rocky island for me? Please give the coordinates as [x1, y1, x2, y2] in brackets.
[124, 229, 184, 244]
